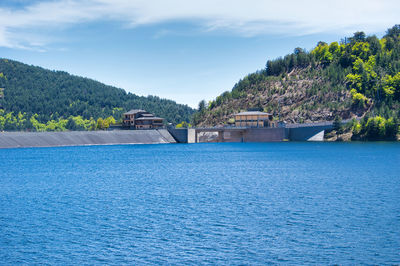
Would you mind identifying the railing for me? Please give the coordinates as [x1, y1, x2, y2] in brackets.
[285, 121, 334, 128]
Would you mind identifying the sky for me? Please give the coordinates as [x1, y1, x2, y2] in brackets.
[0, 0, 398, 108]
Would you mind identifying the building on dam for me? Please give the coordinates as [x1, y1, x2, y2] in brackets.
[234, 111, 275, 128]
[122, 109, 164, 129]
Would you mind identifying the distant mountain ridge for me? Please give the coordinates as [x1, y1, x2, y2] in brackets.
[0, 59, 194, 125]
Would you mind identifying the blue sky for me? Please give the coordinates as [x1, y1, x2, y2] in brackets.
[0, 1, 398, 108]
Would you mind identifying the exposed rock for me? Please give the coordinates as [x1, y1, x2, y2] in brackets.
[197, 67, 367, 127]
[337, 132, 353, 142]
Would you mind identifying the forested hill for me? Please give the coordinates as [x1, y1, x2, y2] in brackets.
[0, 59, 194, 130]
[194, 25, 400, 139]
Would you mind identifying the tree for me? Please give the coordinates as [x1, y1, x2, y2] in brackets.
[383, 72, 400, 100]
[294, 47, 304, 55]
[333, 115, 343, 133]
[350, 31, 366, 43]
[176, 121, 191, 128]
[312, 43, 333, 64]
[328, 42, 340, 57]
[363, 116, 395, 140]
[350, 89, 368, 109]
[351, 42, 371, 61]
[385, 117, 398, 140]
[198, 100, 206, 113]
[66, 117, 78, 130]
[104, 116, 116, 129]
[96, 118, 104, 130]
[384, 24, 400, 38]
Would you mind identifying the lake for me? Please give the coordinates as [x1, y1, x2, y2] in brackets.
[0, 142, 399, 264]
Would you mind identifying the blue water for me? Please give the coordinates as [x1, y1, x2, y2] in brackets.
[1, 143, 399, 264]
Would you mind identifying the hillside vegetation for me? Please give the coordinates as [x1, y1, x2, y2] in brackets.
[193, 25, 400, 139]
[0, 59, 194, 131]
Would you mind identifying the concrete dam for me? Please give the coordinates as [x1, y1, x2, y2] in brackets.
[168, 122, 334, 143]
[0, 129, 176, 149]
[0, 122, 334, 149]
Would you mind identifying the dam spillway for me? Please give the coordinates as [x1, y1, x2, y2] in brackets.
[0, 129, 176, 149]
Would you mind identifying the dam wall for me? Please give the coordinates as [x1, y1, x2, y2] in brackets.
[168, 128, 196, 143]
[0, 129, 176, 149]
[0, 123, 333, 149]
[243, 128, 287, 142]
[288, 124, 333, 141]
[167, 128, 189, 143]
[169, 124, 330, 143]
[189, 127, 288, 143]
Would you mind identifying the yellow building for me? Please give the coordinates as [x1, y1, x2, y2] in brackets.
[234, 111, 274, 128]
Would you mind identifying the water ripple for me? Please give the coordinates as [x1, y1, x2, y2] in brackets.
[0, 142, 399, 264]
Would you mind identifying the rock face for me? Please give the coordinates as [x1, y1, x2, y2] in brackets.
[196, 68, 367, 127]
[324, 129, 353, 142]
[337, 132, 353, 141]
[0, 129, 176, 149]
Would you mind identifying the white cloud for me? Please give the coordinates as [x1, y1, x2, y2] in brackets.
[0, 0, 399, 49]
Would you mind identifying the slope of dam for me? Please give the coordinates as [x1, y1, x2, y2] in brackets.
[0, 129, 176, 149]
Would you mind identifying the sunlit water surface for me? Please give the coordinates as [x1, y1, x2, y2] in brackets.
[1, 142, 399, 264]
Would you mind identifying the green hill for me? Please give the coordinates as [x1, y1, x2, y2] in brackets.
[193, 25, 400, 140]
[0, 59, 194, 131]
